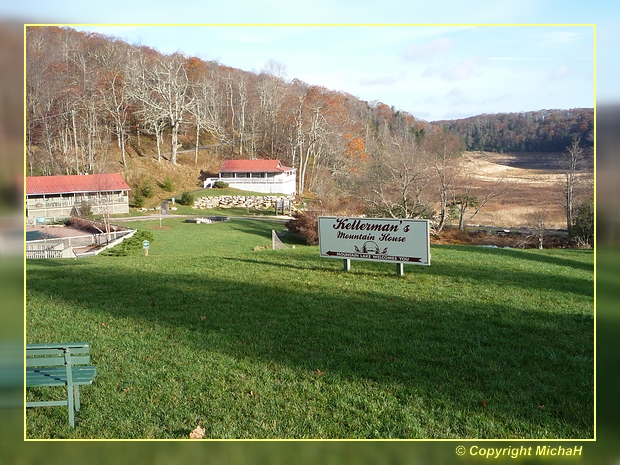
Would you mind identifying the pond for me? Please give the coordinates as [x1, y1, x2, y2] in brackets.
[26, 230, 58, 241]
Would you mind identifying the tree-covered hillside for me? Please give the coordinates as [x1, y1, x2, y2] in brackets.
[433, 108, 593, 153]
[26, 26, 593, 235]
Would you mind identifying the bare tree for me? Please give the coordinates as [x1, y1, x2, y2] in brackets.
[26, 29, 59, 174]
[423, 129, 464, 232]
[360, 131, 431, 219]
[564, 139, 585, 233]
[190, 65, 231, 160]
[524, 210, 548, 249]
[257, 60, 287, 158]
[450, 175, 506, 230]
[236, 75, 248, 158]
[99, 73, 131, 166]
[142, 117, 167, 162]
[299, 104, 327, 196]
[222, 71, 251, 158]
[129, 52, 194, 165]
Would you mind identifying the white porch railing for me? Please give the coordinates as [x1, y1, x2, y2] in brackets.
[203, 176, 296, 195]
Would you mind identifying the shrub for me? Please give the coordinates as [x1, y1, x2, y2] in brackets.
[178, 191, 195, 206]
[78, 201, 94, 219]
[139, 181, 154, 198]
[286, 210, 319, 245]
[213, 180, 229, 189]
[571, 199, 594, 247]
[101, 230, 154, 257]
[131, 191, 145, 208]
[160, 176, 174, 192]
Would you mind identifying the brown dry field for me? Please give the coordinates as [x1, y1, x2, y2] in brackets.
[455, 151, 593, 230]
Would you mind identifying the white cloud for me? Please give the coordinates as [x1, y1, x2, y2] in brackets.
[359, 75, 401, 86]
[531, 30, 589, 48]
[400, 38, 454, 62]
[421, 57, 482, 81]
[445, 88, 467, 105]
[443, 57, 482, 81]
[550, 63, 573, 80]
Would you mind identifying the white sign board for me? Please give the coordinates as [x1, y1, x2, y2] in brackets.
[318, 216, 430, 265]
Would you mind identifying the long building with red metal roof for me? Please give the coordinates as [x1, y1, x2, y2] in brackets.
[26, 173, 131, 222]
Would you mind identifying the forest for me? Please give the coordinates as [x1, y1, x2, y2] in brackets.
[434, 109, 594, 153]
[26, 26, 594, 232]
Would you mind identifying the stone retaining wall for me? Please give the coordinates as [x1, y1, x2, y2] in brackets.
[193, 195, 295, 211]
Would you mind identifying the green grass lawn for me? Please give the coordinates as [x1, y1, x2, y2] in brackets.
[25, 218, 594, 439]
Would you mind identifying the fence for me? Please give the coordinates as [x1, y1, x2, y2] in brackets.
[26, 242, 67, 259]
[26, 229, 134, 259]
[203, 176, 296, 195]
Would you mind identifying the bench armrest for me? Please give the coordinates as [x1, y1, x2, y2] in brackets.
[27, 342, 90, 351]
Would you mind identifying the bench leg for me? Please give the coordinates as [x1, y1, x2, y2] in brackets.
[74, 385, 81, 411]
[67, 384, 75, 428]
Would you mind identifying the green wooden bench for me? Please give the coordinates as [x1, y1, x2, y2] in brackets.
[26, 342, 96, 428]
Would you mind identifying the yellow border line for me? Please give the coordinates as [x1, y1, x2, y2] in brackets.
[23, 23, 28, 442]
[592, 23, 597, 445]
[24, 22, 596, 25]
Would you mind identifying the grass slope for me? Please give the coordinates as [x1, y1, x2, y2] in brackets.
[26, 218, 594, 439]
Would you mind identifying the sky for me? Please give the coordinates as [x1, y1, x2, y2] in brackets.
[3, 0, 618, 122]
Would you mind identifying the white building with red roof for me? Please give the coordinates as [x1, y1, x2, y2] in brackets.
[204, 159, 296, 195]
[26, 173, 131, 222]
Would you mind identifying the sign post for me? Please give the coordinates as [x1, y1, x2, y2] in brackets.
[142, 240, 150, 256]
[318, 217, 430, 275]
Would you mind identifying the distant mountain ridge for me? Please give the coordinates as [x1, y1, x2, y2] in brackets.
[432, 108, 593, 153]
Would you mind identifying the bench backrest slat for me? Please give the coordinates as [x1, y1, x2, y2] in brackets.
[27, 342, 90, 350]
[27, 356, 66, 367]
[26, 355, 91, 367]
[26, 348, 65, 356]
[27, 347, 90, 354]
[26, 343, 91, 368]
[26, 349, 91, 357]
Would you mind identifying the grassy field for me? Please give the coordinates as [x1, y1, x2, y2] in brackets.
[25, 218, 594, 439]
